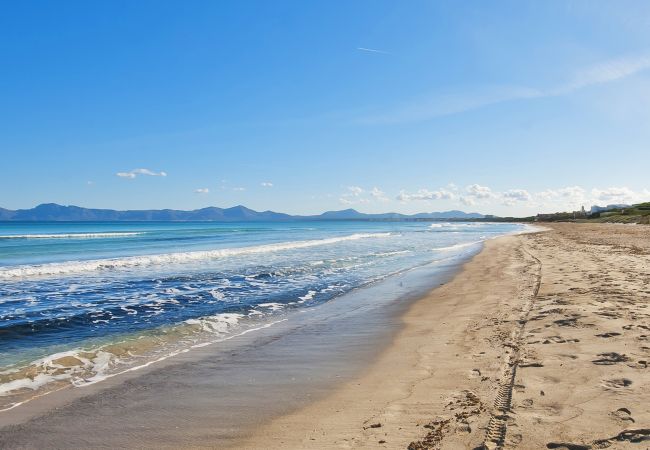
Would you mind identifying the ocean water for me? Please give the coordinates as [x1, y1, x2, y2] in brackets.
[0, 220, 524, 411]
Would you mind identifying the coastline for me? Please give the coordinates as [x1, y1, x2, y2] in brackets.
[0, 234, 480, 448]
[2, 223, 647, 448]
[236, 232, 538, 449]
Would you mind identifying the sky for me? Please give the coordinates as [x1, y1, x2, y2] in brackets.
[1, 0, 650, 216]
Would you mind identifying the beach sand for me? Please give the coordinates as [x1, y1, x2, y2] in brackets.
[238, 223, 650, 449]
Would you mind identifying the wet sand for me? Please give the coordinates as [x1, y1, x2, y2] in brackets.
[239, 223, 649, 449]
[0, 247, 468, 448]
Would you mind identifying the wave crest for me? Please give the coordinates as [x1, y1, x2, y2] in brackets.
[0, 232, 392, 279]
[0, 232, 144, 239]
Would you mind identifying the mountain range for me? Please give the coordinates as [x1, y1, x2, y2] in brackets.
[0, 203, 484, 222]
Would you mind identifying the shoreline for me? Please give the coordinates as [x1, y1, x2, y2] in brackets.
[236, 232, 539, 449]
[237, 223, 650, 449]
[2, 223, 646, 448]
[0, 238, 479, 448]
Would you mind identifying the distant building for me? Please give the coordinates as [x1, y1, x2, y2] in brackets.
[572, 206, 587, 219]
[590, 204, 630, 214]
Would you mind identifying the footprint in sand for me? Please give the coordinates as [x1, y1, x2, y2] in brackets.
[592, 352, 629, 365]
[521, 398, 534, 407]
[602, 378, 633, 389]
[593, 429, 650, 446]
[610, 407, 635, 424]
[595, 332, 621, 338]
[553, 315, 584, 327]
[542, 335, 579, 344]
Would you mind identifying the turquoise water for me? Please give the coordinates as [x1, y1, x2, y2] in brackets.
[0, 220, 524, 409]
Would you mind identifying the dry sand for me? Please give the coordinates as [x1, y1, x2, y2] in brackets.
[237, 223, 650, 449]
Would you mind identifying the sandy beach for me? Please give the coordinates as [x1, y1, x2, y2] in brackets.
[238, 223, 650, 449]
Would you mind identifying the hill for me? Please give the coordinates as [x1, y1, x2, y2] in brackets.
[537, 202, 650, 224]
[0, 204, 485, 222]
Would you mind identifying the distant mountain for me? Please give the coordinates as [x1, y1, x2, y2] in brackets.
[0, 203, 484, 222]
[0, 207, 14, 220]
[310, 209, 483, 220]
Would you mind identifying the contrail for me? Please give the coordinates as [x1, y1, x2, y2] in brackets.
[356, 47, 390, 55]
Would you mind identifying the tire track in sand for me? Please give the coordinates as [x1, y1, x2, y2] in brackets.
[481, 247, 542, 450]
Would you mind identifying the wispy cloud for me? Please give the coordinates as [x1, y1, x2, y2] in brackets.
[356, 47, 390, 55]
[194, 188, 209, 194]
[360, 53, 650, 124]
[232, 187, 246, 192]
[260, 182, 274, 188]
[502, 189, 532, 206]
[116, 168, 167, 179]
[339, 185, 368, 205]
[557, 54, 650, 94]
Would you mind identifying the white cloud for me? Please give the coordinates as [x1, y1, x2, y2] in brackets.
[330, 183, 648, 213]
[369, 187, 389, 202]
[232, 187, 246, 192]
[591, 186, 637, 203]
[339, 185, 389, 205]
[557, 186, 586, 198]
[465, 184, 494, 199]
[194, 188, 209, 194]
[459, 196, 476, 206]
[347, 186, 364, 196]
[532, 185, 650, 211]
[116, 168, 167, 179]
[261, 182, 273, 188]
[397, 188, 455, 202]
[536, 186, 586, 207]
[502, 189, 531, 202]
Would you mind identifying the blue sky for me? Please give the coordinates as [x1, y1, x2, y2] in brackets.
[1, 0, 649, 215]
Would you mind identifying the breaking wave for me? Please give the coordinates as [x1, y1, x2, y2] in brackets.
[0, 233, 392, 279]
[0, 232, 144, 239]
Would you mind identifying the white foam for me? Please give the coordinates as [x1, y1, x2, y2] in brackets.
[298, 290, 316, 303]
[257, 302, 285, 311]
[209, 289, 225, 300]
[375, 250, 411, 257]
[184, 313, 244, 333]
[0, 349, 106, 396]
[0, 232, 144, 239]
[0, 317, 288, 412]
[432, 241, 482, 252]
[0, 232, 392, 279]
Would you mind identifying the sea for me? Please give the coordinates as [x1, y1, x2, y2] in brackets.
[0, 220, 525, 411]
